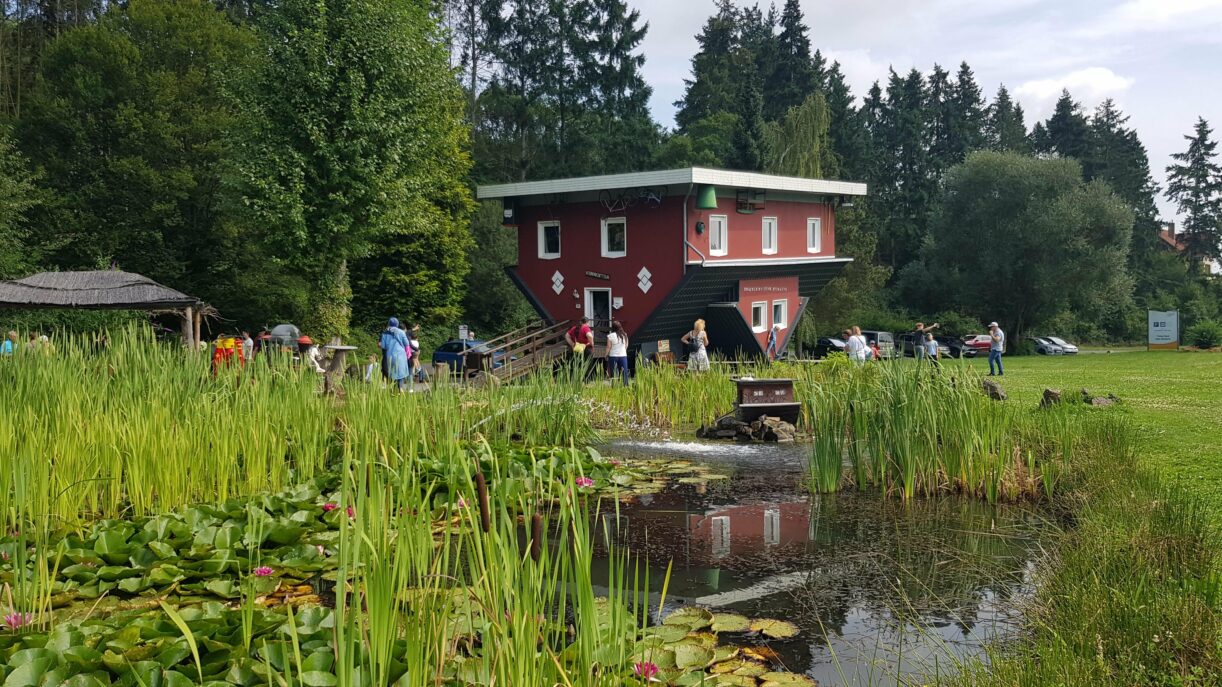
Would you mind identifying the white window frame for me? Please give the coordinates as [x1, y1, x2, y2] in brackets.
[600, 217, 627, 258]
[538, 221, 561, 260]
[761, 216, 778, 255]
[772, 299, 788, 329]
[709, 214, 729, 257]
[806, 217, 822, 254]
[750, 301, 767, 333]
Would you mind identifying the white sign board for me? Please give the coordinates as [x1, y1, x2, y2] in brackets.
[1147, 310, 1179, 349]
[458, 324, 470, 341]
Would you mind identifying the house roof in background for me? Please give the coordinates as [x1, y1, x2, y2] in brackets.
[476, 167, 868, 200]
[0, 270, 201, 310]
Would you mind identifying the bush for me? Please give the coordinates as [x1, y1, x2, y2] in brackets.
[1186, 320, 1222, 349]
[931, 310, 986, 337]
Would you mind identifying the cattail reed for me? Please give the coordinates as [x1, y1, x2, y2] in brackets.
[529, 512, 543, 562]
[475, 471, 491, 533]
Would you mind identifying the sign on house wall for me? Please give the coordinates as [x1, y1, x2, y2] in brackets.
[1147, 311, 1179, 350]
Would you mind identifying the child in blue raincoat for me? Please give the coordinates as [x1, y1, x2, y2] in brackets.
[380, 317, 413, 391]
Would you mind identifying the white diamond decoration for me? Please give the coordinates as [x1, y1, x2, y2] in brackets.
[637, 266, 652, 294]
[552, 270, 565, 295]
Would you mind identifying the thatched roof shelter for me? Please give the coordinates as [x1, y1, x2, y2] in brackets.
[0, 270, 206, 346]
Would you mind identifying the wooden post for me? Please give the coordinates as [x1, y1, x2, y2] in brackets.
[182, 307, 194, 349]
[193, 309, 202, 351]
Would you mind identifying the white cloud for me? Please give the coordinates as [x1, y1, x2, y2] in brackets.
[1015, 67, 1135, 114]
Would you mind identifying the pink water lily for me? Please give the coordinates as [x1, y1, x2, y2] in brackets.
[633, 662, 659, 680]
[2, 613, 32, 630]
[609, 459, 622, 467]
[253, 566, 274, 577]
[322, 503, 338, 512]
[456, 497, 467, 508]
[575, 476, 595, 488]
[346, 506, 356, 518]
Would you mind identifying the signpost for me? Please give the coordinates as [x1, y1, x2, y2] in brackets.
[1147, 310, 1179, 350]
[458, 324, 470, 341]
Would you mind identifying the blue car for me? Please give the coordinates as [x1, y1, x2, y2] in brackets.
[432, 340, 506, 373]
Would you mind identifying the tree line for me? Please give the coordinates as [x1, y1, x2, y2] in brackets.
[2, 0, 1220, 346]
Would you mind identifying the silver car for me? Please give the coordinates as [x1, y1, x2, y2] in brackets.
[1044, 336, 1079, 354]
[1031, 337, 1065, 355]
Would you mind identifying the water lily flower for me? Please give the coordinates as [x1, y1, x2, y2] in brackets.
[575, 476, 595, 488]
[2, 613, 32, 630]
[633, 662, 659, 681]
[456, 497, 467, 508]
[322, 503, 338, 512]
[253, 566, 274, 577]
[609, 459, 622, 467]
[346, 506, 355, 518]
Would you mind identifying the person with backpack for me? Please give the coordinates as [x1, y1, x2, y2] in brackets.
[681, 319, 710, 372]
[605, 320, 630, 386]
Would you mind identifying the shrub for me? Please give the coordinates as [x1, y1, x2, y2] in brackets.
[1186, 320, 1222, 349]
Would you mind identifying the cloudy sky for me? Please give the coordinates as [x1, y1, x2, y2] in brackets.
[636, 0, 1222, 219]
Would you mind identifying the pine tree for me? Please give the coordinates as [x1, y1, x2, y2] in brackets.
[985, 85, 1029, 153]
[871, 68, 934, 268]
[728, 69, 765, 170]
[763, 0, 819, 121]
[572, 0, 656, 172]
[1165, 118, 1222, 265]
[1036, 90, 1090, 161]
[675, 0, 739, 132]
[950, 62, 986, 154]
[926, 64, 954, 170]
[824, 60, 867, 179]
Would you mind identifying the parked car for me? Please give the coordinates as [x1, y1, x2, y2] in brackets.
[1030, 337, 1065, 355]
[963, 334, 993, 354]
[935, 335, 978, 359]
[897, 333, 951, 358]
[432, 339, 507, 373]
[1042, 336, 1079, 354]
[859, 330, 898, 359]
[810, 337, 846, 359]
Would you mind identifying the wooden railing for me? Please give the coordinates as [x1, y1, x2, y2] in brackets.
[464, 320, 573, 385]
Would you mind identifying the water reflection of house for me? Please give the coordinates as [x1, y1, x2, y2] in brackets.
[688, 502, 810, 560]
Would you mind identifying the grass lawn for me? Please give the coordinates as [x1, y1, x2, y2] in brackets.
[950, 350, 1222, 512]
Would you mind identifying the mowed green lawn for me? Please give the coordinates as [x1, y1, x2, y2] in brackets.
[951, 350, 1222, 511]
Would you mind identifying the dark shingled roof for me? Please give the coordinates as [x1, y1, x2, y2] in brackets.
[0, 270, 201, 310]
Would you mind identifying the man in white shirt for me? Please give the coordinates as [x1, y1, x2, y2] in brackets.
[988, 321, 1005, 376]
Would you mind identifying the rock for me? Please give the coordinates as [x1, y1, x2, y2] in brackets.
[701, 413, 797, 443]
[981, 378, 1007, 401]
[1080, 388, 1092, 403]
[1040, 388, 1062, 408]
[1090, 397, 1115, 407]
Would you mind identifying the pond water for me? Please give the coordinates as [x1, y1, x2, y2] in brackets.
[593, 439, 1052, 687]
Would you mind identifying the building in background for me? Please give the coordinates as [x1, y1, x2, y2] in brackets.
[477, 168, 867, 359]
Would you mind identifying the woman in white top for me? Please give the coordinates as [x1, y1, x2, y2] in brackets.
[605, 320, 630, 386]
[681, 319, 710, 372]
[846, 325, 869, 364]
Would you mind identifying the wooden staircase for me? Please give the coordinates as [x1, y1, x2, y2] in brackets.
[464, 320, 573, 386]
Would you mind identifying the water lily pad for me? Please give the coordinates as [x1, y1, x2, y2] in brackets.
[673, 643, 714, 670]
[750, 618, 800, 639]
[711, 645, 739, 663]
[662, 607, 713, 630]
[710, 659, 761, 675]
[760, 672, 817, 686]
[714, 675, 758, 687]
[710, 613, 751, 633]
[642, 625, 688, 642]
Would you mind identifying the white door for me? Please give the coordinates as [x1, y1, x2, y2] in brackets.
[584, 288, 612, 326]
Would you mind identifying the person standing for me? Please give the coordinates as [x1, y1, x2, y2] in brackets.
[766, 324, 782, 362]
[910, 322, 939, 359]
[681, 319, 710, 372]
[845, 326, 868, 364]
[868, 340, 882, 361]
[605, 320, 630, 386]
[1, 331, 15, 356]
[565, 317, 595, 355]
[380, 317, 412, 392]
[408, 324, 422, 382]
[987, 321, 1005, 376]
[242, 331, 254, 361]
[924, 332, 941, 368]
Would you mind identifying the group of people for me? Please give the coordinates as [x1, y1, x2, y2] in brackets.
[833, 320, 1007, 374]
[376, 318, 422, 392]
[1, 331, 52, 357]
[564, 317, 634, 385]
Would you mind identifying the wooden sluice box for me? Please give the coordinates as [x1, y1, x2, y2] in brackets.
[734, 378, 801, 424]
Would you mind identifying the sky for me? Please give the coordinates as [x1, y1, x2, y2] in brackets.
[636, 0, 1222, 220]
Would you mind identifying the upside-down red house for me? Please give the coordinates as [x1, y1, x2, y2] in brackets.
[476, 168, 868, 359]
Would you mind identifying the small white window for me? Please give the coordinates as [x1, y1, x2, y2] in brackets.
[772, 300, 788, 329]
[709, 215, 728, 257]
[806, 217, 822, 254]
[538, 221, 561, 260]
[750, 301, 767, 333]
[761, 216, 778, 255]
[601, 217, 627, 258]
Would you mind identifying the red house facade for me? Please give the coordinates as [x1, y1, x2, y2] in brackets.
[476, 168, 867, 358]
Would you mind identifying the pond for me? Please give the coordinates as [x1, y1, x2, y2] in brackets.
[592, 439, 1052, 686]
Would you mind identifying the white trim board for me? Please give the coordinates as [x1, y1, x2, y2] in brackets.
[686, 257, 854, 268]
[477, 167, 868, 200]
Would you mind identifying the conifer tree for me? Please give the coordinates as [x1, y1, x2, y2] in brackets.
[728, 71, 765, 170]
[985, 85, 1029, 153]
[1035, 90, 1090, 160]
[675, 0, 739, 132]
[763, 0, 819, 121]
[871, 68, 934, 268]
[1166, 118, 1222, 265]
[824, 60, 868, 179]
